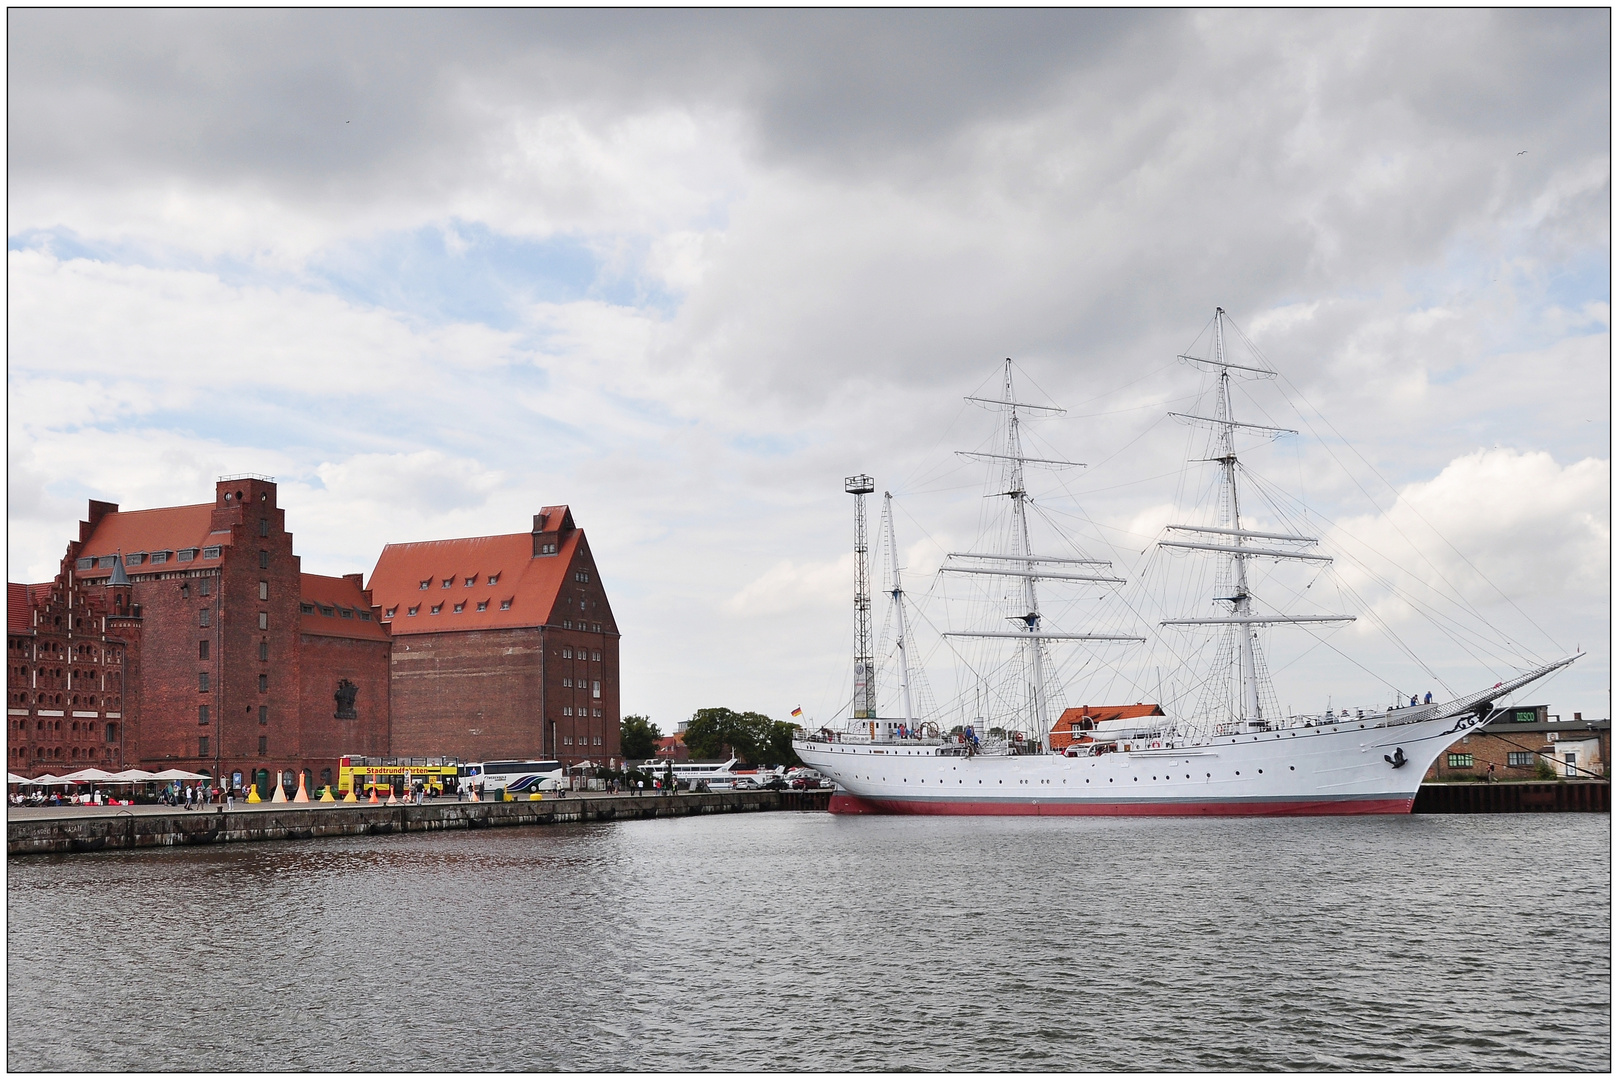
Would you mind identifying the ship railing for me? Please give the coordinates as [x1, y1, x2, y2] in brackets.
[796, 732, 957, 748]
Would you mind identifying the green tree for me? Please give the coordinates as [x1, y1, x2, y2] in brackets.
[619, 714, 661, 762]
[685, 708, 802, 766]
[760, 719, 802, 768]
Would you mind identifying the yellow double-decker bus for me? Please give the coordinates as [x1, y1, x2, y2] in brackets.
[337, 755, 464, 798]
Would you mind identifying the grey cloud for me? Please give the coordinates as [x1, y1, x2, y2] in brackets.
[7, 9, 1154, 193]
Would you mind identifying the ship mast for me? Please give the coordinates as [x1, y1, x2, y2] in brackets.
[1214, 316, 1263, 723]
[883, 492, 916, 726]
[942, 360, 1142, 741]
[1005, 364, 1048, 735]
[1161, 308, 1353, 730]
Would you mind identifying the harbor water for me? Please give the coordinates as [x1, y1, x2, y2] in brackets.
[7, 812, 1610, 1071]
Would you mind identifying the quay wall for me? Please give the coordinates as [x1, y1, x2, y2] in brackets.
[1413, 780, 1608, 814]
[7, 789, 833, 856]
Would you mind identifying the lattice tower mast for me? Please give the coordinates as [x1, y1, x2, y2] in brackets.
[846, 474, 877, 720]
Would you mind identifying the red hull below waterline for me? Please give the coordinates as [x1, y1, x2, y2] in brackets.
[826, 792, 1415, 817]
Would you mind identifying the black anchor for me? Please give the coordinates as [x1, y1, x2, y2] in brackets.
[1384, 747, 1408, 769]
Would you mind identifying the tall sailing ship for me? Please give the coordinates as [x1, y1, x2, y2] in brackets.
[792, 309, 1578, 815]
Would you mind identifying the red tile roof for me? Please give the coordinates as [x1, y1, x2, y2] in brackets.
[74, 503, 224, 579]
[8, 582, 47, 634]
[299, 574, 390, 641]
[368, 527, 583, 635]
[1050, 704, 1165, 749]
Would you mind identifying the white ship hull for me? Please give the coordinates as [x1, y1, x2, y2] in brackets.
[794, 711, 1477, 816]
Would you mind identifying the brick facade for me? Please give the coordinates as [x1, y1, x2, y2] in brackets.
[7, 579, 136, 773]
[9, 485, 622, 785]
[10, 478, 390, 793]
[296, 573, 393, 792]
[1426, 711, 1610, 782]
[369, 506, 621, 766]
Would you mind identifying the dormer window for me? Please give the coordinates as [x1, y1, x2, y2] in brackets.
[464, 576, 476, 587]
[430, 604, 442, 615]
[385, 607, 397, 618]
[125, 553, 144, 566]
[320, 606, 334, 617]
[419, 580, 430, 590]
[202, 546, 221, 559]
[500, 599, 512, 610]
[151, 551, 169, 565]
[359, 611, 371, 621]
[487, 573, 500, 585]
[76, 557, 93, 570]
[476, 601, 488, 612]
[441, 579, 452, 589]
[99, 556, 117, 569]
[177, 548, 197, 562]
[340, 608, 353, 618]
[300, 603, 315, 614]
[453, 602, 464, 613]
[407, 606, 419, 616]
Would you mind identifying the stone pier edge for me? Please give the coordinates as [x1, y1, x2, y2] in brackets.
[7, 789, 835, 856]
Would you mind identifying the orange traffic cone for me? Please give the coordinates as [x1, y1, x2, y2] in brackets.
[293, 774, 311, 803]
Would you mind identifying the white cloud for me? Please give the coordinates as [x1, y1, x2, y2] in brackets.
[6, 10, 1609, 724]
[1331, 449, 1609, 608]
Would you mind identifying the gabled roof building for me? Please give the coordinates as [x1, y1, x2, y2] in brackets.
[368, 506, 620, 765]
[24, 476, 392, 795]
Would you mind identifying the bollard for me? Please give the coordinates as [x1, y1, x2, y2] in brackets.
[385, 788, 399, 806]
[319, 784, 336, 803]
[271, 776, 290, 803]
[368, 786, 380, 805]
[293, 774, 312, 803]
[246, 785, 262, 804]
[342, 786, 357, 803]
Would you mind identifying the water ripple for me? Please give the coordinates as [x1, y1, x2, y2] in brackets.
[7, 814, 1610, 1071]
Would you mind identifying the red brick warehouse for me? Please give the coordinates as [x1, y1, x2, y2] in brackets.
[367, 505, 621, 767]
[21, 476, 391, 793]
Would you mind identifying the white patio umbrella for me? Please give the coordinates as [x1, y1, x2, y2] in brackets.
[149, 768, 209, 781]
[60, 767, 118, 783]
[7, 772, 28, 784]
[23, 774, 73, 786]
[108, 769, 157, 783]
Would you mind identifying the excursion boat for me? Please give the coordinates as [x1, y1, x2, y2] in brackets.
[638, 758, 748, 788]
[793, 310, 1578, 816]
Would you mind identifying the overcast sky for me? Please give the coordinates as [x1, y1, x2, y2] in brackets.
[9, 9, 1610, 732]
